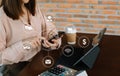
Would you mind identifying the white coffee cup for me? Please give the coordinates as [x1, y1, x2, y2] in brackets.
[65, 25, 77, 44]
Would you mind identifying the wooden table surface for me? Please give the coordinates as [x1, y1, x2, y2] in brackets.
[18, 32, 120, 76]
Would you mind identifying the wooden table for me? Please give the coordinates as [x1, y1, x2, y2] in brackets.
[18, 33, 120, 76]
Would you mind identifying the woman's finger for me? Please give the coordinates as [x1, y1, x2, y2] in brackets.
[36, 38, 41, 45]
[42, 40, 50, 48]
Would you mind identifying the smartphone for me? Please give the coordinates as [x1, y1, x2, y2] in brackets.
[41, 32, 64, 51]
[48, 32, 65, 43]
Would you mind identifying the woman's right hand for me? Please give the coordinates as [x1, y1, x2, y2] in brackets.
[22, 36, 44, 50]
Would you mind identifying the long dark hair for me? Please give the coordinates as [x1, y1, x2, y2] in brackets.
[0, 0, 36, 20]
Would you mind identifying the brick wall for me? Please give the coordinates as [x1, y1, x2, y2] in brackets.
[37, 0, 120, 35]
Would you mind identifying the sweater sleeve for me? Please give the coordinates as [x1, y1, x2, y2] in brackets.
[0, 20, 28, 65]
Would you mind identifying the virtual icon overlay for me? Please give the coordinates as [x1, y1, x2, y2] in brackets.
[47, 15, 55, 22]
[42, 56, 54, 68]
[62, 45, 74, 57]
[78, 36, 90, 48]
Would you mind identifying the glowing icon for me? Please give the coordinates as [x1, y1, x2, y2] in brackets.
[82, 39, 87, 45]
[25, 25, 33, 31]
[78, 36, 90, 48]
[47, 15, 54, 22]
[62, 45, 74, 57]
[45, 59, 52, 65]
[42, 56, 54, 68]
[64, 48, 72, 54]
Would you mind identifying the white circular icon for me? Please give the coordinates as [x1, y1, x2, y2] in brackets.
[47, 15, 55, 22]
[42, 56, 54, 68]
[78, 36, 90, 48]
[62, 45, 74, 57]
[45, 59, 52, 65]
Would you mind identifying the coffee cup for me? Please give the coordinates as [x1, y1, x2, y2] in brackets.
[65, 25, 77, 44]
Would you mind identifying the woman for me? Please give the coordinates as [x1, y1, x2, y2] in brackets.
[0, 0, 61, 75]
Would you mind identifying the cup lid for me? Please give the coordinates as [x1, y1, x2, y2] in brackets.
[65, 25, 76, 33]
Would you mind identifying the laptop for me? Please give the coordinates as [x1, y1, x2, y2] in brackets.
[55, 28, 107, 70]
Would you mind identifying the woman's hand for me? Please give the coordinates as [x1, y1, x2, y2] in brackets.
[42, 38, 61, 50]
[22, 36, 44, 50]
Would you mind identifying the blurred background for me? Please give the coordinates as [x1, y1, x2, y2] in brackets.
[37, 0, 120, 36]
